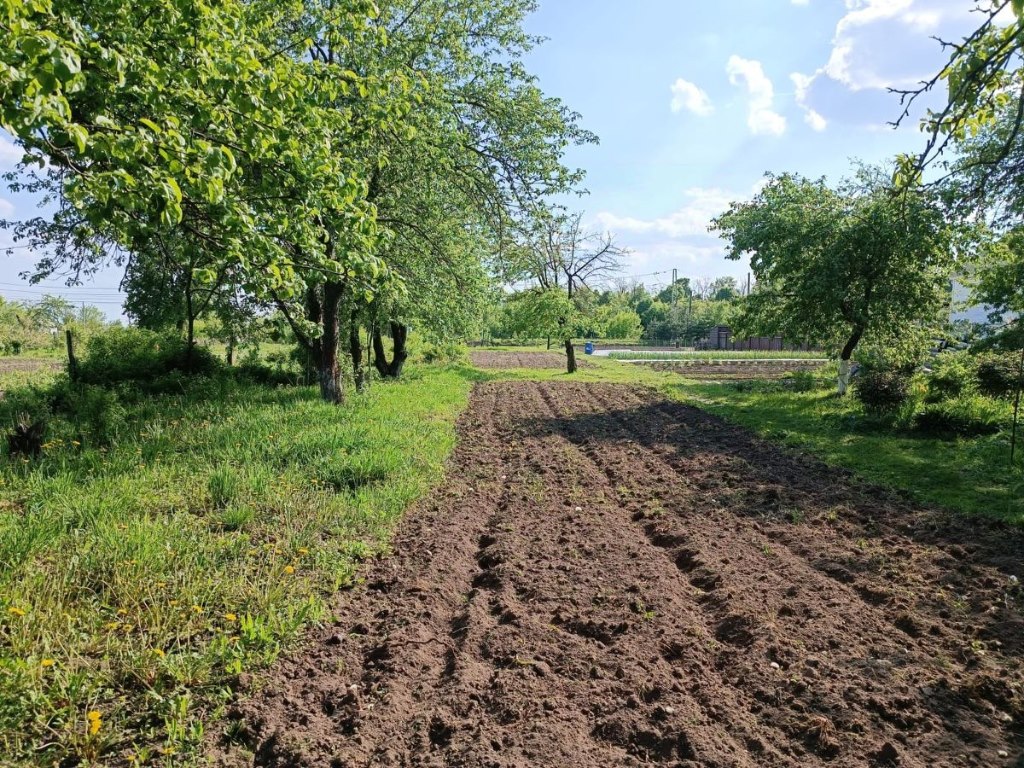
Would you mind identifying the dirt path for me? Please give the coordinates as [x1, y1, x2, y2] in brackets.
[213, 381, 1023, 768]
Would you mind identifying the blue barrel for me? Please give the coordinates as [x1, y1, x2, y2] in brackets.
[584, 342, 595, 355]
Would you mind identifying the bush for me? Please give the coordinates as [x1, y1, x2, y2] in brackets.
[925, 353, 976, 403]
[913, 394, 1006, 438]
[420, 341, 467, 365]
[975, 352, 1021, 399]
[77, 327, 221, 388]
[782, 370, 823, 393]
[854, 367, 911, 413]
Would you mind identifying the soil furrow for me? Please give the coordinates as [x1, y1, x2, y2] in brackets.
[212, 381, 1024, 768]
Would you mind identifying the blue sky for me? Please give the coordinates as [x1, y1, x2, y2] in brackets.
[524, 0, 984, 294]
[0, 0, 987, 312]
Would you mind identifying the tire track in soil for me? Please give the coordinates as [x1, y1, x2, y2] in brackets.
[211, 381, 1023, 768]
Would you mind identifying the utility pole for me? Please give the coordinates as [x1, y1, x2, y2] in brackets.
[671, 268, 678, 306]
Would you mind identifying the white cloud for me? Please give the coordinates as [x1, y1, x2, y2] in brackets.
[792, 1, 977, 128]
[0, 197, 13, 218]
[791, 72, 828, 131]
[669, 78, 714, 116]
[593, 188, 738, 239]
[726, 55, 787, 136]
[0, 135, 22, 169]
[792, 0, 810, 5]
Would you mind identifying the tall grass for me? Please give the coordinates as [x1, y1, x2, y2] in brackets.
[0, 367, 471, 765]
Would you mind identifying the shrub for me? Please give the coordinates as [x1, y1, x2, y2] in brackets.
[854, 367, 911, 413]
[77, 327, 221, 387]
[913, 394, 1006, 438]
[975, 352, 1021, 399]
[782, 370, 822, 393]
[420, 341, 467, 365]
[925, 353, 976, 403]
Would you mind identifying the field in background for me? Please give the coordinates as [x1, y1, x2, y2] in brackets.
[606, 350, 828, 361]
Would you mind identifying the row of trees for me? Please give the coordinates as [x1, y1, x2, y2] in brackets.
[1, 0, 593, 400]
[485, 274, 743, 347]
[0, 295, 107, 355]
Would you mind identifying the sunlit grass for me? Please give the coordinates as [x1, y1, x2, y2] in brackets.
[0, 366, 471, 765]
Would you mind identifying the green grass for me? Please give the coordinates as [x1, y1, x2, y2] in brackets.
[666, 380, 1024, 525]
[606, 350, 828, 361]
[0, 365, 472, 765]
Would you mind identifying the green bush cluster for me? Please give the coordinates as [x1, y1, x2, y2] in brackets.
[77, 327, 221, 388]
[854, 368, 912, 413]
[848, 350, 1017, 439]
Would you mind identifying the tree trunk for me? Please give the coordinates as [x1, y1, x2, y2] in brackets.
[349, 311, 366, 392]
[184, 276, 196, 372]
[372, 322, 409, 379]
[565, 338, 577, 374]
[837, 326, 864, 396]
[226, 334, 235, 366]
[318, 280, 344, 404]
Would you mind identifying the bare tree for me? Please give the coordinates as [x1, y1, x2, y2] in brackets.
[517, 211, 628, 372]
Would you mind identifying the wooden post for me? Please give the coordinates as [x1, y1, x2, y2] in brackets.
[65, 329, 79, 382]
[1011, 344, 1024, 466]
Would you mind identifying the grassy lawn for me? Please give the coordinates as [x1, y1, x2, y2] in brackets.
[0, 366, 472, 765]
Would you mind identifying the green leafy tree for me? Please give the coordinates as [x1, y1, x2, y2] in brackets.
[712, 169, 955, 393]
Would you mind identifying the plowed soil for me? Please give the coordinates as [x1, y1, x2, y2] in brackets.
[213, 381, 1024, 768]
[644, 361, 825, 381]
[469, 351, 580, 369]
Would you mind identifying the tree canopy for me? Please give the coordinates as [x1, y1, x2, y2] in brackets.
[712, 170, 955, 392]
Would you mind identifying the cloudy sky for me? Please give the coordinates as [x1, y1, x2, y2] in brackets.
[524, 0, 984, 293]
[0, 0, 987, 310]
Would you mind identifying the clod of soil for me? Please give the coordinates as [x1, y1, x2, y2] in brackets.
[211, 381, 1023, 768]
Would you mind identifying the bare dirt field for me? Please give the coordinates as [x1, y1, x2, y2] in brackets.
[645, 360, 826, 381]
[469, 351, 580, 369]
[213, 381, 1023, 768]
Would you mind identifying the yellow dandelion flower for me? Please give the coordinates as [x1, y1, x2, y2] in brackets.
[41, 658, 54, 668]
[152, 648, 165, 658]
[224, 613, 237, 622]
[297, 548, 309, 556]
[104, 621, 120, 630]
[7, 607, 26, 617]
[87, 710, 101, 721]
[283, 565, 295, 575]
[89, 717, 102, 735]
[169, 600, 179, 606]
[191, 605, 203, 614]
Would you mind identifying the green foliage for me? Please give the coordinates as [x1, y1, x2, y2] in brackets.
[853, 368, 912, 414]
[925, 353, 977, 403]
[599, 309, 644, 341]
[712, 168, 955, 362]
[419, 341, 468, 365]
[0, 365, 472, 764]
[503, 288, 579, 342]
[975, 352, 1022, 398]
[684, 378, 1021, 523]
[913, 394, 1006, 438]
[77, 327, 220, 388]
